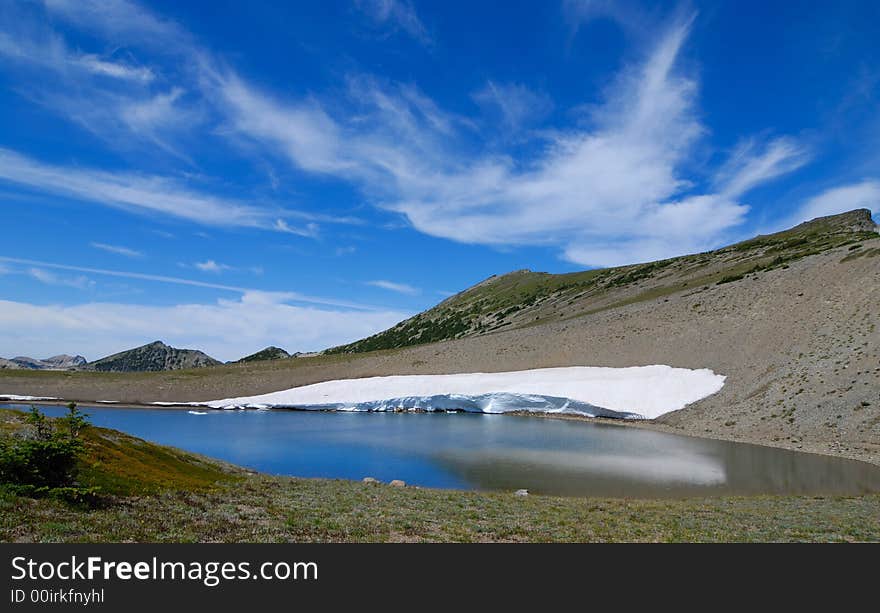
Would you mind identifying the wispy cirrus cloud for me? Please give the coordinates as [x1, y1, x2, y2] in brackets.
[214, 72, 349, 175]
[0, 2, 822, 268]
[0, 1, 194, 153]
[90, 242, 143, 258]
[0, 18, 154, 83]
[356, 17, 806, 266]
[355, 0, 432, 45]
[75, 54, 155, 82]
[366, 280, 420, 295]
[561, 0, 648, 36]
[42, 0, 191, 50]
[27, 268, 94, 290]
[714, 137, 811, 198]
[188, 260, 263, 275]
[194, 15, 811, 267]
[0, 256, 382, 311]
[0, 148, 324, 236]
[194, 260, 233, 274]
[274, 219, 320, 238]
[472, 81, 554, 131]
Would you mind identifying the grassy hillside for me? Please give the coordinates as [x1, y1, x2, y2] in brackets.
[328, 209, 879, 354]
[1, 409, 878, 543]
[0, 409, 238, 496]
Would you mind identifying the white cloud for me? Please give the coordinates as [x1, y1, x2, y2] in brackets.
[715, 137, 811, 198]
[0, 256, 382, 311]
[0, 297, 409, 362]
[374, 18, 805, 266]
[562, 0, 647, 36]
[194, 260, 232, 274]
[355, 0, 431, 45]
[0, 27, 153, 82]
[199, 15, 806, 267]
[42, 0, 190, 50]
[472, 81, 554, 130]
[75, 54, 154, 82]
[118, 87, 194, 142]
[366, 280, 420, 295]
[0, 4, 188, 151]
[1, 3, 814, 268]
[0, 148, 325, 235]
[274, 219, 320, 238]
[191, 259, 263, 275]
[212, 73, 347, 175]
[90, 242, 143, 258]
[27, 268, 94, 290]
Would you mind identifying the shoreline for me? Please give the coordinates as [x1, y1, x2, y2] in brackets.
[5, 396, 880, 470]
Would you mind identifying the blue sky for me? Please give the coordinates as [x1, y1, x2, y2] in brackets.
[0, 0, 878, 361]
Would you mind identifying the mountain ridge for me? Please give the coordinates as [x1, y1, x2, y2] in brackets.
[327, 209, 879, 354]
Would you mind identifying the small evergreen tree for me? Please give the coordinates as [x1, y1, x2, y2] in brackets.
[0, 404, 90, 495]
[61, 402, 89, 442]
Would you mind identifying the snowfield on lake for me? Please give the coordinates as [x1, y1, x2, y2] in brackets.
[181, 365, 726, 420]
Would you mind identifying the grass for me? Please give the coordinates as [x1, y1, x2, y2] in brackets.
[1, 409, 879, 542]
[3, 473, 879, 543]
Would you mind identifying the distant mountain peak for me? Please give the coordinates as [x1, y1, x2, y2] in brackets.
[42, 354, 87, 368]
[86, 341, 221, 372]
[236, 346, 290, 363]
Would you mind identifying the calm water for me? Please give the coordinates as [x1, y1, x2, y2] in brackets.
[8, 403, 880, 498]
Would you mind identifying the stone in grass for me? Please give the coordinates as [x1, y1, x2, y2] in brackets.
[514, 489, 529, 497]
[363, 477, 379, 484]
[389, 479, 406, 487]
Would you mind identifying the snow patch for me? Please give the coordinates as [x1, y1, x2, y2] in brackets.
[193, 365, 725, 420]
[0, 394, 58, 401]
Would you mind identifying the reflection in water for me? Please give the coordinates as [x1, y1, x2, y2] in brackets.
[8, 404, 880, 498]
